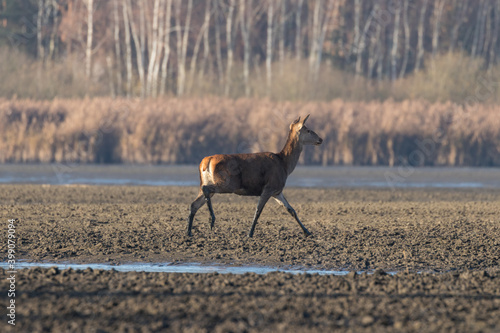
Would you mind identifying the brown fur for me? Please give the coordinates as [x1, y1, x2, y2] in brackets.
[187, 115, 323, 237]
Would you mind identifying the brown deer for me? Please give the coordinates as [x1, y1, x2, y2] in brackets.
[187, 114, 323, 237]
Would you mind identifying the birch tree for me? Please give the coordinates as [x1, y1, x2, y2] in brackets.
[113, 0, 122, 95]
[159, 0, 173, 95]
[122, 0, 133, 96]
[295, 0, 304, 61]
[85, 0, 94, 79]
[432, 0, 446, 59]
[399, 0, 410, 78]
[188, 0, 212, 94]
[266, 0, 274, 93]
[415, 0, 429, 72]
[175, 0, 193, 96]
[391, 2, 401, 81]
[224, 0, 236, 96]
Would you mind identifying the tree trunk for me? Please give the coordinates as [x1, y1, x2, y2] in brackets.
[146, 0, 161, 97]
[139, 0, 147, 97]
[113, 0, 122, 95]
[278, 0, 286, 74]
[353, 0, 361, 55]
[471, 0, 485, 58]
[37, 0, 45, 61]
[151, 0, 166, 97]
[415, 0, 429, 72]
[432, 0, 446, 59]
[175, 0, 193, 96]
[122, 0, 133, 96]
[367, 2, 381, 79]
[240, 0, 251, 97]
[127, 0, 146, 97]
[160, 0, 173, 95]
[309, 0, 321, 72]
[449, 0, 468, 53]
[355, 2, 373, 79]
[391, 2, 401, 81]
[488, 0, 500, 68]
[214, 1, 224, 88]
[295, 0, 304, 61]
[188, 0, 211, 94]
[224, 0, 235, 97]
[266, 0, 274, 94]
[311, 0, 334, 82]
[85, 0, 94, 79]
[399, 0, 410, 78]
[48, 0, 59, 60]
[201, 0, 212, 79]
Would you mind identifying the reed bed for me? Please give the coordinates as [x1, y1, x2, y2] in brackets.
[0, 97, 498, 166]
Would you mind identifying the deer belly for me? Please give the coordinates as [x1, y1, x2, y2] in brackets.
[234, 187, 263, 196]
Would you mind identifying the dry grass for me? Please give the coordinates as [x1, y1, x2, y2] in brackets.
[0, 97, 499, 166]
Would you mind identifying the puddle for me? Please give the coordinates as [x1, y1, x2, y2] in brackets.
[0, 261, 371, 275]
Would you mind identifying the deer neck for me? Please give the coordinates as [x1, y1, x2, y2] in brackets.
[279, 132, 303, 175]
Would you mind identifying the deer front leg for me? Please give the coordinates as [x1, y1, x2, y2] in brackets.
[274, 193, 311, 236]
[248, 192, 272, 238]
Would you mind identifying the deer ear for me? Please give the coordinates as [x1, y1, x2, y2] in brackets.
[290, 116, 301, 130]
[301, 114, 310, 125]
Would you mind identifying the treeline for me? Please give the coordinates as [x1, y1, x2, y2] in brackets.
[1, 97, 499, 166]
[1, 0, 500, 100]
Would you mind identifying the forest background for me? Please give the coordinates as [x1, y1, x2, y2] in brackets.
[0, 0, 499, 166]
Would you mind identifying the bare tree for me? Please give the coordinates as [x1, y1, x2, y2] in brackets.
[175, 0, 193, 96]
[127, 0, 146, 97]
[122, 0, 133, 96]
[37, 0, 45, 60]
[309, 0, 334, 81]
[85, 0, 94, 79]
[432, 0, 447, 59]
[415, 0, 429, 72]
[239, 0, 251, 96]
[188, 0, 212, 94]
[159, 0, 173, 95]
[471, 0, 485, 58]
[48, 0, 59, 59]
[201, 0, 212, 79]
[295, 0, 304, 61]
[266, 0, 274, 93]
[391, 2, 401, 81]
[278, 0, 286, 74]
[399, 0, 410, 78]
[449, 0, 468, 53]
[367, 1, 381, 79]
[355, 2, 373, 79]
[224, 0, 236, 96]
[151, 0, 166, 97]
[214, 1, 224, 87]
[488, 0, 500, 68]
[146, 0, 161, 97]
[113, 0, 123, 95]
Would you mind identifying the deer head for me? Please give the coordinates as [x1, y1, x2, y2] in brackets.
[290, 114, 323, 146]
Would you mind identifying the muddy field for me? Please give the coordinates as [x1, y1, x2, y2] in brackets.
[1, 184, 500, 332]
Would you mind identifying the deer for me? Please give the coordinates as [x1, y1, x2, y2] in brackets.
[187, 114, 323, 238]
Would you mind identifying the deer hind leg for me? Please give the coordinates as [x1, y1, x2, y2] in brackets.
[248, 191, 273, 238]
[274, 193, 311, 236]
[202, 185, 216, 230]
[187, 190, 206, 236]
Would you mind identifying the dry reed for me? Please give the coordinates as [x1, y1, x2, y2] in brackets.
[0, 97, 499, 166]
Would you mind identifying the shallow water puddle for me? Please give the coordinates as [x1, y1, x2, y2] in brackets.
[0, 261, 364, 275]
